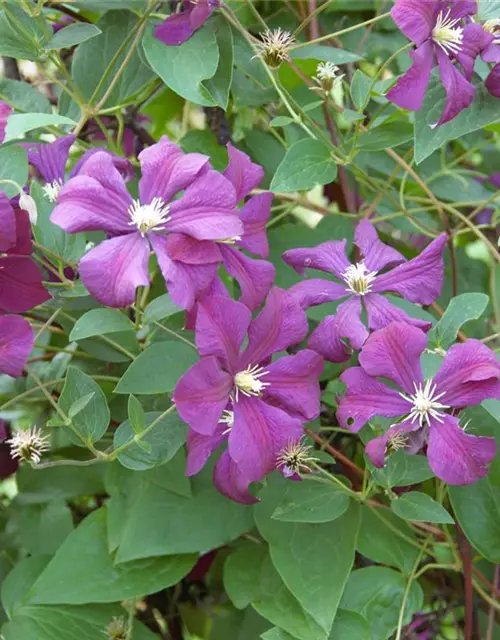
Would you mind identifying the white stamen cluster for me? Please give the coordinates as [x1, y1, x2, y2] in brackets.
[255, 28, 295, 68]
[342, 262, 377, 296]
[234, 364, 270, 401]
[387, 430, 409, 453]
[276, 438, 317, 476]
[432, 9, 464, 56]
[484, 19, 500, 44]
[313, 62, 345, 92]
[103, 616, 127, 640]
[42, 179, 64, 203]
[7, 427, 50, 464]
[217, 235, 242, 245]
[219, 409, 235, 434]
[128, 197, 171, 235]
[399, 379, 449, 427]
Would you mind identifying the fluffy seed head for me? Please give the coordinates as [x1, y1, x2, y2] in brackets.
[7, 427, 50, 464]
[276, 438, 317, 476]
[313, 62, 344, 92]
[256, 28, 295, 68]
[103, 617, 127, 640]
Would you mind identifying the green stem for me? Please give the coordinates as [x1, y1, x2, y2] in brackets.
[395, 538, 432, 640]
[111, 404, 177, 457]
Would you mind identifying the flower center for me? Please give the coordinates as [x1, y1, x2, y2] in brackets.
[399, 379, 449, 427]
[234, 364, 270, 400]
[217, 235, 242, 245]
[219, 409, 235, 434]
[6, 426, 50, 464]
[276, 438, 317, 476]
[387, 430, 409, 453]
[342, 262, 377, 296]
[484, 19, 500, 44]
[432, 9, 464, 55]
[42, 179, 63, 203]
[128, 197, 171, 235]
[256, 28, 295, 68]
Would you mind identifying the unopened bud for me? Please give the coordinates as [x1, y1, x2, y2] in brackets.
[103, 616, 127, 640]
[19, 192, 38, 225]
[312, 62, 344, 94]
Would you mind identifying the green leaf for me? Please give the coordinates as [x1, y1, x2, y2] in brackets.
[0, 7, 47, 60]
[0, 145, 28, 198]
[113, 409, 186, 470]
[357, 122, 413, 151]
[115, 342, 198, 395]
[24, 509, 196, 605]
[350, 70, 372, 110]
[143, 293, 182, 324]
[479, 0, 500, 19]
[58, 367, 110, 445]
[142, 20, 220, 107]
[16, 465, 106, 505]
[5, 113, 76, 141]
[202, 16, 234, 109]
[68, 392, 96, 420]
[270, 139, 337, 193]
[17, 501, 73, 556]
[271, 479, 350, 523]
[340, 567, 424, 640]
[371, 450, 435, 489]
[357, 505, 420, 575]
[415, 74, 500, 163]
[262, 611, 370, 640]
[290, 45, 361, 64]
[427, 293, 489, 349]
[0, 79, 51, 113]
[180, 129, 229, 171]
[391, 492, 454, 524]
[255, 476, 360, 635]
[127, 394, 145, 435]
[45, 23, 102, 50]
[69, 308, 134, 342]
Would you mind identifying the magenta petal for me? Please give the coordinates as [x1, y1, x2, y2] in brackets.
[223, 143, 264, 201]
[9, 208, 31, 256]
[167, 170, 242, 241]
[0, 315, 34, 377]
[282, 239, 350, 278]
[0, 256, 50, 313]
[220, 245, 276, 312]
[153, 3, 211, 46]
[0, 102, 12, 143]
[230, 395, 303, 482]
[449, 0, 477, 20]
[0, 193, 17, 252]
[79, 233, 150, 308]
[264, 349, 323, 421]
[372, 234, 447, 304]
[434, 48, 476, 126]
[174, 356, 232, 435]
[458, 24, 495, 81]
[354, 220, 405, 272]
[239, 192, 273, 257]
[365, 293, 432, 333]
[427, 414, 496, 485]
[486, 64, 500, 98]
[138, 137, 209, 205]
[391, 0, 434, 45]
[70, 148, 135, 183]
[242, 287, 308, 366]
[186, 423, 227, 476]
[359, 321, 426, 394]
[190, 1, 217, 29]
[308, 297, 368, 363]
[287, 278, 348, 310]
[365, 419, 423, 468]
[24, 135, 75, 184]
[434, 340, 500, 407]
[196, 295, 251, 371]
[214, 451, 258, 505]
[166, 233, 221, 265]
[337, 367, 411, 432]
[386, 40, 434, 112]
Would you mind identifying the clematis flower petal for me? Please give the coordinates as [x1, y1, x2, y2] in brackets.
[337, 367, 412, 432]
[308, 297, 368, 363]
[165, 233, 222, 265]
[223, 143, 264, 201]
[138, 137, 209, 205]
[287, 278, 348, 310]
[0, 315, 34, 377]
[486, 63, 500, 98]
[186, 422, 227, 476]
[427, 414, 496, 485]
[434, 339, 500, 407]
[359, 322, 426, 394]
[355, 220, 406, 272]
[214, 451, 259, 505]
[24, 135, 75, 185]
[0, 193, 17, 252]
[153, 1, 217, 46]
[264, 349, 323, 421]
[434, 48, 476, 127]
[173, 356, 233, 435]
[238, 192, 273, 257]
[372, 234, 447, 304]
[282, 239, 350, 278]
[220, 244, 276, 312]
[386, 40, 435, 111]
[0, 256, 50, 314]
[8, 207, 31, 256]
[449, 0, 478, 20]
[79, 233, 150, 308]
[195, 295, 251, 372]
[241, 287, 308, 366]
[365, 293, 432, 332]
[166, 170, 243, 241]
[457, 23, 495, 80]
[0, 102, 12, 143]
[70, 148, 135, 182]
[365, 419, 426, 468]
[391, 0, 435, 46]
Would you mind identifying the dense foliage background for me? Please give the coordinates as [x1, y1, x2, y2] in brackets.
[1, 0, 500, 638]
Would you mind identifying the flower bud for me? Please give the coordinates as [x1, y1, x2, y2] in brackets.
[103, 617, 127, 640]
[19, 192, 38, 225]
[313, 62, 344, 94]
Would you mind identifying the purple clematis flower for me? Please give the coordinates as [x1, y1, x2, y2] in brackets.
[24, 135, 134, 205]
[0, 102, 12, 143]
[337, 321, 499, 485]
[387, 0, 478, 126]
[51, 137, 244, 309]
[283, 220, 447, 363]
[0, 193, 50, 314]
[154, 0, 220, 46]
[173, 287, 323, 503]
[0, 315, 34, 377]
